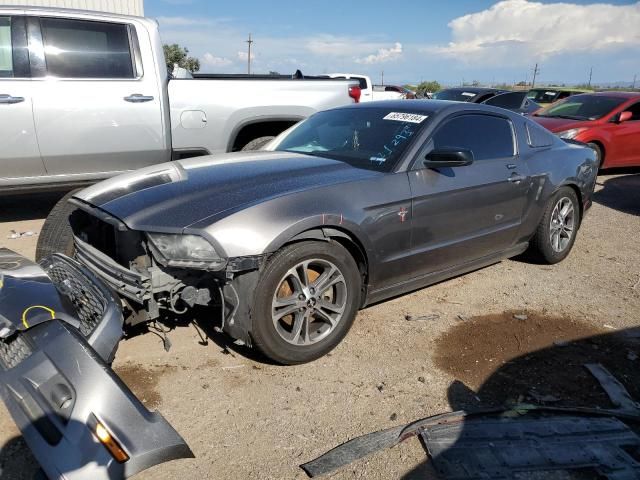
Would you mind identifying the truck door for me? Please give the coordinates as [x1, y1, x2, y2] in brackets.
[0, 16, 45, 184]
[28, 16, 169, 177]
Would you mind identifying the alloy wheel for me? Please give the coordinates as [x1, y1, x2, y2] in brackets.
[549, 197, 576, 253]
[271, 259, 347, 346]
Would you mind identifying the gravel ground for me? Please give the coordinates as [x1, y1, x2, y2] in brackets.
[0, 172, 639, 479]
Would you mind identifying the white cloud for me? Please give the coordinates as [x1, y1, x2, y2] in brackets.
[202, 53, 233, 67]
[156, 16, 211, 27]
[427, 0, 640, 64]
[355, 42, 403, 64]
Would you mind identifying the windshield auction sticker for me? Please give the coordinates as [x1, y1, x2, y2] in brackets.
[383, 112, 428, 123]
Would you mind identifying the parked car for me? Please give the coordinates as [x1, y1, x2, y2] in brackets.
[532, 92, 640, 168]
[326, 74, 410, 101]
[526, 88, 592, 106]
[31, 100, 598, 367]
[432, 87, 507, 103]
[482, 91, 541, 115]
[373, 85, 416, 99]
[0, 7, 360, 195]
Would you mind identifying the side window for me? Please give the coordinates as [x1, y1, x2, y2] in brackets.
[354, 77, 368, 90]
[525, 121, 554, 148]
[557, 92, 571, 100]
[431, 114, 515, 161]
[0, 17, 12, 77]
[40, 17, 134, 78]
[625, 102, 640, 121]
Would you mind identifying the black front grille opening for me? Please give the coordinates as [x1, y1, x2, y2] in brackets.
[47, 264, 106, 338]
[0, 333, 33, 370]
[69, 209, 117, 259]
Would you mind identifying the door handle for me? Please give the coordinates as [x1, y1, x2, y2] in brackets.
[0, 94, 25, 104]
[124, 94, 154, 103]
[508, 173, 526, 184]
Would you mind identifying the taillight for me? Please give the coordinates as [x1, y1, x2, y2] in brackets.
[349, 86, 361, 103]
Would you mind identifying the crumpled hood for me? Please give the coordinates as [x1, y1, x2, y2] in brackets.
[74, 152, 381, 231]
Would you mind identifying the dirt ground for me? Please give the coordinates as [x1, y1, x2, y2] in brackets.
[0, 172, 639, 479]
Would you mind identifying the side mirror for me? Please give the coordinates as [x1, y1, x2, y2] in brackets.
[423, 149, 474, 168]
[618, 111, 633, 123]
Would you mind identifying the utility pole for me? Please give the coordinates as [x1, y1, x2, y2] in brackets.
[246, 33, 253, 75]
[588, 66, 593, 88]
[381, 70, 384, 85]
[633, 74, 637, 90]
[531, 63, 540, 88]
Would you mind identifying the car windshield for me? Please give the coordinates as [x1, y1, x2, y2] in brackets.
[526, 89, 561, 103]
[535, 95, 626, 120]
[432, 90, 478, 102]
[274, 108, 429, 172]
[484, 92, 526, 110]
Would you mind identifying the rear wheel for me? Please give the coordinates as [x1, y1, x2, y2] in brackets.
[35, 189, 79, 261]
[529, 187, 580, 264]
[251, 241, 361, 364]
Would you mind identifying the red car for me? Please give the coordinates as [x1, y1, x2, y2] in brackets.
[532, 92, 640, 168]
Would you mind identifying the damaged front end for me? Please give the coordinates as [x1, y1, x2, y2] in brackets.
[68, 202, 263, 346]
[0, 248, 192, 479]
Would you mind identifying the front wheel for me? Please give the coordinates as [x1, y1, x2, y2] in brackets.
[587, 142, 603, 170]
[251, 241, 361, 364]
[529, 187, 580, 264]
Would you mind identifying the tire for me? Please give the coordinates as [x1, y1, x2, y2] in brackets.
[529, 187, 580, 264]
[241, 136, 275, 151]
[251, 241, 361, 365]
[587, 142, 603, 170]
[35, 189, 79, 261]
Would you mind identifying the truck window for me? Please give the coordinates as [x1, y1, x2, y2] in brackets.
[40, 17, 134, 79]
[0, 17, 12, 77]
[354, 77, 368, 90]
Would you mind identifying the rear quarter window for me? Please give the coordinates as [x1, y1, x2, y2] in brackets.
[526, 121, 555, 148]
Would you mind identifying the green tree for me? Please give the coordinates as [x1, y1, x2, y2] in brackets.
[163, 43, 200, 73]
[416, 80, 441, 95]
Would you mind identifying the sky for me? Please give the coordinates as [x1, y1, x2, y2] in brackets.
[147, 0, 640, 87]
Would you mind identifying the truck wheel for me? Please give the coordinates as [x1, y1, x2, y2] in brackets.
[241, 136, 275, 151]
[251, 241, 361, 364]
[35, 189, 79, 261]
[528, 187, 580, 264]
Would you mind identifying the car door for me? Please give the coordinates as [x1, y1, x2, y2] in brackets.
[0, 15, 45, 183]
[408, 112, 531, 276]
[28, 15, 168, 177]
[611, 101, 640, 167]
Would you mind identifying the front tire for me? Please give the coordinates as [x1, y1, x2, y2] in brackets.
[241, 136, 275, 151]
[35, 189, 79, 261]
[587, 142, 603, 170]
[529, 187, 580, 264]
[251, 241, 361, 364]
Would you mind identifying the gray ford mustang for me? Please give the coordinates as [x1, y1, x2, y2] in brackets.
[53, 100, 597, 366]
[1, 100, 597, 477]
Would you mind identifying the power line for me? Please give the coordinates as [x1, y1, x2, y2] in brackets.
[246, 33, 253, 75]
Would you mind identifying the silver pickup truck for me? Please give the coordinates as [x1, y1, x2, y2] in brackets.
[0, 6, 360, 193]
